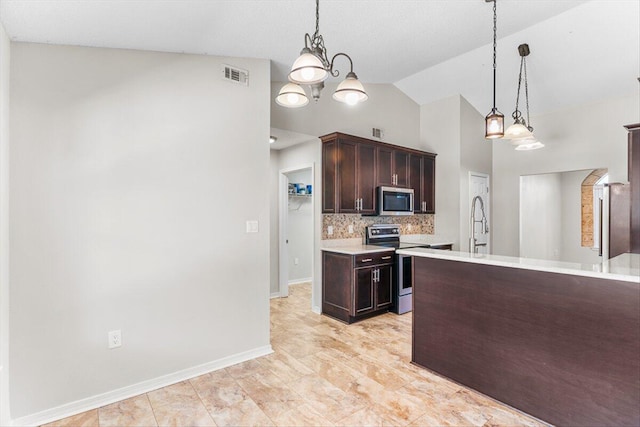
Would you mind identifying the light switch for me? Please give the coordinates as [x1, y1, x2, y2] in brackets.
[246, 220, 259, 233]
[348, 225, 354, 234]
[327, 226, 333, 235]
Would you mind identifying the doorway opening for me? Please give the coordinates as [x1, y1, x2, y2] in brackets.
[278, 165, 314, 300]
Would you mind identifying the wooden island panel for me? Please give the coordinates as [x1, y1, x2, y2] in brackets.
[412, 256, 640, 427]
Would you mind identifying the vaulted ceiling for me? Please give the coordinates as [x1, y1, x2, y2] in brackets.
[1, 0, 638, 118]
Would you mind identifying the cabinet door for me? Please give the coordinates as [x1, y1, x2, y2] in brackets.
[358, 143, 377, 214]
[376, 146, 394, 187]
[337, 140, 358, 213]
[409, 155, 424, 213]
[394, 150, 410, 187]
[322, 141, 337, 213]
[375, 265, 393, 309]
[354, 268, 375, 315]
[423, 155, 435, 213]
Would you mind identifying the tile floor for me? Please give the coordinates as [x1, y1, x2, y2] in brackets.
[43, 283, 546, 427]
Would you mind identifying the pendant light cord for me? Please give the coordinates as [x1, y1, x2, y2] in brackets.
[524, 58, 531, 129]
[314, 0, 320, 40]
[514, 56, 523, 118]
[492, 0, 497, 110]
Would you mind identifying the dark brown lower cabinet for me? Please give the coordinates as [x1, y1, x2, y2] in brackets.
[322, 250, 393, 324]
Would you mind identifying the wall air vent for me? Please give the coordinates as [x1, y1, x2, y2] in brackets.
[372, 128, 384, 139]
[222, 64, 249, 86]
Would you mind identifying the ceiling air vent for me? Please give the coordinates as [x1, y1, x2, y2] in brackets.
[222, 64, 249, 86]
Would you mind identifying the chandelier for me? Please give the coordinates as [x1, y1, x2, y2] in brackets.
[275, 0, 368, 108]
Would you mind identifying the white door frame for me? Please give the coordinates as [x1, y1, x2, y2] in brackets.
[469, 172, 491, 254]
[278, 163, 314, 298]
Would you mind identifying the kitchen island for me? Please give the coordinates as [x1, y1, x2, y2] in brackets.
[396, 248, 640, 427]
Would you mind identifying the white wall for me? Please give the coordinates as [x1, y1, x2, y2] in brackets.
[269, 150, 280, 297]
[420, 94, 494, 251]
[271, 82, 421, 149]
[9, 43, 271, 420]
[492, 94, 638, 257]
[0, 21, 10, 427]
[520, 173, 562, 260]
[420, 96, 460, 247]
[285, 169, 312, 283]
[459, 96, 492, 251]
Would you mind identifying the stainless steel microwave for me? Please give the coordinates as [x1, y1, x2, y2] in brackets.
[377, 186, 414, 216]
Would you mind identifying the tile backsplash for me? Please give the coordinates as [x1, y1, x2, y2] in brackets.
[322, 214, 434, 240]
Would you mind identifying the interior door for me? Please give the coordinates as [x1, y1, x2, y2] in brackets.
[470, 173, 490, 254]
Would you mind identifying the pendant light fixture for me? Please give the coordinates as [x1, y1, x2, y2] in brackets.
[276, 0, 368, 108]
[484, 0, 504, 139]
[505, 44, 544, 150]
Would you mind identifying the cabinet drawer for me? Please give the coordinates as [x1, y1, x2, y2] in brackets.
[355, 252, 394, 266]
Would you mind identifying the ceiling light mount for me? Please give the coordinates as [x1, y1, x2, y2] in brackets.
[276, 0, 368, 108]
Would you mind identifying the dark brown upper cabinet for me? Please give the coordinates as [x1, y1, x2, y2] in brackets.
[321, 133, 377, 215]
[321, 132, 436, 215]
[409, 154, 436, 214]
[376, 147, 409, 187]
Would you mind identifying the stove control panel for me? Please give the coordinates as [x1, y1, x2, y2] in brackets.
[366, 224, 401, 241]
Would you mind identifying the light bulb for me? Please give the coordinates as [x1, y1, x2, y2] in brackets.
[300, 67, 315, 82]
[287, 93, 299, 104]
[488, 119, 500, 132]
[345, 92, 359, 106]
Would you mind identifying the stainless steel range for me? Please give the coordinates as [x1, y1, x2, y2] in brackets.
[365, 224, 430, 314]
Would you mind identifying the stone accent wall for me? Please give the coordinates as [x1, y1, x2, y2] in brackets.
[322, 214, 434, 240]
[581, 168, 608, 247]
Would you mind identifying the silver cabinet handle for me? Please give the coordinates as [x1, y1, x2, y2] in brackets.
[361, 258, 373, 263]
[360, 198, 363, 211]
[381, 256, 392, 260]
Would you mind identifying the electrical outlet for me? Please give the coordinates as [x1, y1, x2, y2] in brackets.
[348, 225, 354, 234]
[327, 226, 333, 235]
[294, 257, 299, 265]
[108, 330, 122, 349]
[407, 224, 412, 231]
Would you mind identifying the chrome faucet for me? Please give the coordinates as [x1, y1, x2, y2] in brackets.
[470, 195, 489, 253]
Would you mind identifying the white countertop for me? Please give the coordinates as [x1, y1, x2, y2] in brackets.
[321, 244, 395, 255]
[395, 248, 640, 283]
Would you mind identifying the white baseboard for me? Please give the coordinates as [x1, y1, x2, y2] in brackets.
[288, 277, 312, 286]
[11, 345, 273, 427]
[270, 292, 280, 299]
[312, 305, 321, 314]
